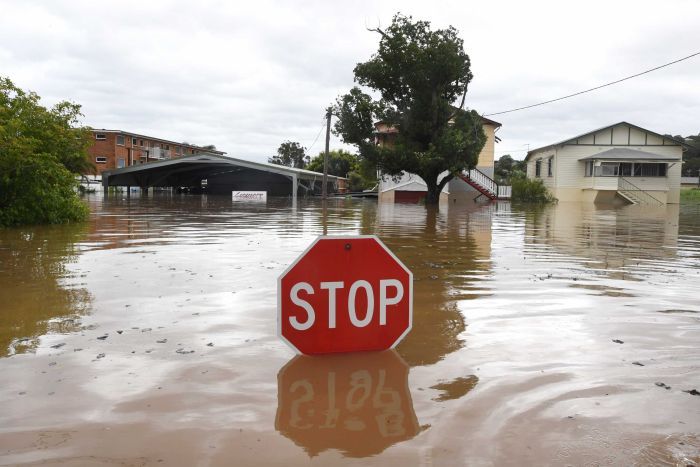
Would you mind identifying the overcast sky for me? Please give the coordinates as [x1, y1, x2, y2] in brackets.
[2, 0, 699, 162]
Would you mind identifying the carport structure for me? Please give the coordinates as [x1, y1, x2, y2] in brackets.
[101, 153, 345, 198]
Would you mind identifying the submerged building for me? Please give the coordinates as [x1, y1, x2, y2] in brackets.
[525, 122, 686, 205]
[376, 116, 510, 203]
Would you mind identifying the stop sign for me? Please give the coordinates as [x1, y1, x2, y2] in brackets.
[278, 235, 413, 355]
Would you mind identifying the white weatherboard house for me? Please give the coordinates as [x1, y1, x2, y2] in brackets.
[525, 122, 685, 205]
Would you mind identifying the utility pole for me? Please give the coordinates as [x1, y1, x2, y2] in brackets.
[322, 107, 331, 199]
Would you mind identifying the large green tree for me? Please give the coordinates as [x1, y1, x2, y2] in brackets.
[333, 14, 486, 204]
[268, 141, 309, 169]
[306, 149, 377, 191]
[669, 133, 700, 177]
[494, 154, 526, 184]
[0, 77, 91, 227]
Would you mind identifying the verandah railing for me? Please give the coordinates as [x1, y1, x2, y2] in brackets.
[618, 177, 663, 206]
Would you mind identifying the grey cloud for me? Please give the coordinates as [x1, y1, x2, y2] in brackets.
[1, 0, 698, 163]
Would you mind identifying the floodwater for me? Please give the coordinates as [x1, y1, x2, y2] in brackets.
[1, 194, 699, 466]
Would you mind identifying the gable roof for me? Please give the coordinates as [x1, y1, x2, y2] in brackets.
[525, 122, 690, 161]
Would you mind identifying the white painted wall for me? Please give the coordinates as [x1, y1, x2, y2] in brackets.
[526, 123, 683, 204]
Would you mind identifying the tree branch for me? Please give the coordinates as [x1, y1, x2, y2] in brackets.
[437, 173, 455, 192]
[366, 26, 388, 39]
[449, 79, 469, 121]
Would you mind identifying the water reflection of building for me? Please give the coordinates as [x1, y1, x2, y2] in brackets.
[363, 202, 496, 366]
[0, 224, 91, 356]
[523, 203, 679, 280]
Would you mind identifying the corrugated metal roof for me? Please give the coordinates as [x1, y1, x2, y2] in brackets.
[578, 147, 680, 161]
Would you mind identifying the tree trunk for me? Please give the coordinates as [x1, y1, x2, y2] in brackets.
[425, 180, 441, 205]
[424, 173, 455, 205]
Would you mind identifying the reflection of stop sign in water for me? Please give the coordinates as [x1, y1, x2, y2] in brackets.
[275, 350, 419, 457]
[278, 236, 413, 355]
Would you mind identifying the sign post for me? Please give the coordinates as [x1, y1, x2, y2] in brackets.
[278, 235, 413, 355]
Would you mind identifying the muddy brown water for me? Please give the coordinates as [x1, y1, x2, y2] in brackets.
[1, 194, 699, 466]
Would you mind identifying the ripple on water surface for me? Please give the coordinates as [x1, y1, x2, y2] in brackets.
[0, 194, 698, 466]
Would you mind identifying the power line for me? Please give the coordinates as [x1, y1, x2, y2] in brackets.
[484, 51, 700, 117]
[307, 116, 328, 153]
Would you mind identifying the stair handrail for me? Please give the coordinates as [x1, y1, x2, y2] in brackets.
[464, 168, 498, 195]
[618, 177, 663, 206]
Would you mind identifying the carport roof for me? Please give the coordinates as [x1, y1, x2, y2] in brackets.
[102, 153, 348, 181]
[578, 148, 681, 161]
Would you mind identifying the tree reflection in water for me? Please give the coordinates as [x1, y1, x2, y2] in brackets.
[0, 223, 91, 356]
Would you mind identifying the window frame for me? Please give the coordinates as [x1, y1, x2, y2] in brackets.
[535, 159, 541, 177]
[547, 157, 553, 177]
[116, 135, 125, 146]
[95, 156, 107, 163]
[95, 133, 106, 141]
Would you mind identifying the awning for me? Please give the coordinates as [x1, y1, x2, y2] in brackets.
[579, 148, 681, 162]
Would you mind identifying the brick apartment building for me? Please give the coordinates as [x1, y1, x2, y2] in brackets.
[87, 130, 226, 176]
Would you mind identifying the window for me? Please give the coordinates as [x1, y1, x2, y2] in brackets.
[132, 137, 137, 145]
[592, 162, 668, 177]
[535, 159, 541, 177]
[639, 163, 666, 177]
[175, 146, 182, 155]
[165, 145, 170, 150]
[619, 163, 632, 177]
[598, 162, 619, 176]
[139, 139, 144, 146]
[116, 135, 125, 146]
[117, 158, 126, 168]
[95, 156, 107, 163]
[547, 158, 553, 177]
[584, 161, 593, 177]
[95, 133, 106, 140]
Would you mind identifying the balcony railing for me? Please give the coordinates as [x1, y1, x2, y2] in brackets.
[138, 147, 172, 160]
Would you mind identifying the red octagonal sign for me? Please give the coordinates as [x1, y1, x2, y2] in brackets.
[278, 235, 413, 355]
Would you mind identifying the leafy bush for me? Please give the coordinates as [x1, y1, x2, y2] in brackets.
[0, 151, 88, 226]
[0, 77, 91, 227]
[510, 177, 557, 203]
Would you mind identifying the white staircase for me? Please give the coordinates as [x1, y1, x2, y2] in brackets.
[617, 178, 663, 206]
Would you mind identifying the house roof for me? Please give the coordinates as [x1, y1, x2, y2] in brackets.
[525, 122, 690, 161]
[578, 148, 681, 161]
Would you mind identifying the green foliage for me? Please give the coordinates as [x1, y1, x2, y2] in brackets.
[666, 133, 700, 176]
[680, 188, 700, 204]
[510, 177, 557, 204]
[494, 154, 526, 184]
[306, 149, 356, 176]
[682, 136, 700, 177]
[333, 14, 486, 204]
[0, 77, 90, 227]
[307, 149, 377, 191]
[268, 141, 309, 169]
